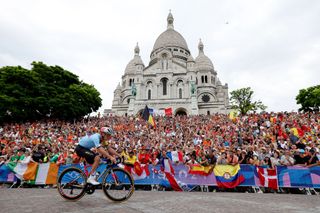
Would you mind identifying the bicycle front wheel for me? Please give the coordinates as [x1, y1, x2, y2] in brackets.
[102, 167, 134, 202]
[57, 167, 87, 201]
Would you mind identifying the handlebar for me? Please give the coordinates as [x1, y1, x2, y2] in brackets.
[101, 157, 123, 165]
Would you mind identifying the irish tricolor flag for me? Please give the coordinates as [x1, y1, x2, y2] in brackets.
[13, 162, 59, 184]
[34, 163, 59, 185]
[13, 162, 38, 181]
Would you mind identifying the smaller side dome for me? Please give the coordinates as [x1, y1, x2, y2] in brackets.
[187, 54, 195, 62]
[125, 43, 145, 74]
[116, 82, 122, 90]
[217, 78, 222, 85]
[195, 39, 214, 71]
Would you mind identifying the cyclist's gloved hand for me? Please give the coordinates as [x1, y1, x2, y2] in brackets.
[110, 156, 117, 164]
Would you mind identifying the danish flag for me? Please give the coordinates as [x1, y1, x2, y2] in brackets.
[257, 167, 278, 190]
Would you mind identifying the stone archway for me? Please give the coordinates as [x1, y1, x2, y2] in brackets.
[136, 109, 144, 116]
[175, 107, 187, 116]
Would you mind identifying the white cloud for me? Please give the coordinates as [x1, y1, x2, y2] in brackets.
[0, 0, 319, 113]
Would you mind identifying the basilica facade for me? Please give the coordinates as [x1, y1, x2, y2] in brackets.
[111, 12, 229, 116]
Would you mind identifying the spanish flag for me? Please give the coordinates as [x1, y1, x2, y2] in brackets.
[214, 164, 244, 188]
[142, 105, 156, 128]
[188, 164, 213, 176]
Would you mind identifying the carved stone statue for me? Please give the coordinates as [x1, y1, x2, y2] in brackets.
[131, 83, 137, 97]
[190, 81, 196, 95]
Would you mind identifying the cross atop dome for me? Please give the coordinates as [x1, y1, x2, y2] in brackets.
[134, 42, 140, 56]
[167, 10, 174, 29]
[198, 39, 204, 53]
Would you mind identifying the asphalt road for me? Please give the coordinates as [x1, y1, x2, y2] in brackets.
[0, 189, 319, 213]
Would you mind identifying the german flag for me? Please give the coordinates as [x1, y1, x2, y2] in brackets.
[142, 105, 156, 128]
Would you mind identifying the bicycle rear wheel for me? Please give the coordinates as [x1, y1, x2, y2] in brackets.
[57, 167, 87, 201]
[102, 167, 134, 202]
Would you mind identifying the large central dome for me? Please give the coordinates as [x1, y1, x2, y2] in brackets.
[152, 29, 189, 52]
[151, 12, 189, 54]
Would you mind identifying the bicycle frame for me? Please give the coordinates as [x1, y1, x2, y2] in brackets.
[82, 160, 120, 185]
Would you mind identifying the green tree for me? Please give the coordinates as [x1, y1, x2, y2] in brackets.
[0, 62, 102, 123]
[230, 87, 267, 115]
[296, 85, 320, 112]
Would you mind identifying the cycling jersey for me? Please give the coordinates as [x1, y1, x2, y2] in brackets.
[78, 133, 101, 149]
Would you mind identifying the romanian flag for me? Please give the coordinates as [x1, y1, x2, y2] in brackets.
[214, 164, 244, 188]
[188, 164, 212, 176]
[142, 105, 156, 128]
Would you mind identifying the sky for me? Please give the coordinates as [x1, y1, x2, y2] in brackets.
[0, 0, 319, 113]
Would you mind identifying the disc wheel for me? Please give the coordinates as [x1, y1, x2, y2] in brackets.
[57, 167, 87, 201]
[102, 168, 134, 202]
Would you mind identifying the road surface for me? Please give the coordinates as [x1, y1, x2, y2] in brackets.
[0, 189, 319, 213]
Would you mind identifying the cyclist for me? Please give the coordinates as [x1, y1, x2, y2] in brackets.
[75, 127, 120, 185]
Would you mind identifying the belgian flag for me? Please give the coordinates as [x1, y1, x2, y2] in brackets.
[142, 105, 156, 128]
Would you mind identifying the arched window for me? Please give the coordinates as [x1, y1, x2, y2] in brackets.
[161, 78, 168, 95]
[179, 88, 182, 99]
[205, 76, 208, 83]
[196, 77, 198, 85]
[201, 76, 204, 83]
[207, 111, 210, 115]
[147, 81, 153, 87]
[129, 79, 132, 86]
[148, 90, 151, 100]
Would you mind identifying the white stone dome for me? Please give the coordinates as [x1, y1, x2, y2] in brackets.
[195, 39, 214, 71]
[151, 12, 189, 54]
[152, 29, 189, 52]
[125, 43, 144, 74]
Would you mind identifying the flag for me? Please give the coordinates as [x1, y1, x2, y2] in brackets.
[165, 107, 173, 116]
[229, 110, 238, 121]
[34, 163, 59, 185]
[168, 151, 184, 163]
[0, 164, 17, 183]
[256, 167, 278, 190]
[189, 164, 212, 176]
[148, 108, 154, 115]
[13, 162, 38, 181]
[214, 164, 245, 188]
[142, 105, 156, 128]
[162, 158, 175, 174]
[162, 159, 182, 191]
[130, 162, 150, 180]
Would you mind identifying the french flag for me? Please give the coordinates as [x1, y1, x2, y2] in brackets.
[257, 167, 278, 190]
[167, 151, 184, 163]
[162, 159, 182, 191]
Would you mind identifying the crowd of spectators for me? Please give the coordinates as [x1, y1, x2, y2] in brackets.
[1, 112, 320, 171]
